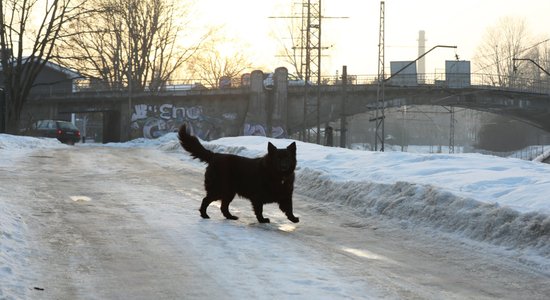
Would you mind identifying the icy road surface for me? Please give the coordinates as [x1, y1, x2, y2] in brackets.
[3, 146, 549, 299]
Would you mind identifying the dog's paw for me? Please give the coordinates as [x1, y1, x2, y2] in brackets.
[200, 213, 210, 219]
[289, 216, 300, 223]
[226, 215, 239, 220]
[258, 218, 270, 223]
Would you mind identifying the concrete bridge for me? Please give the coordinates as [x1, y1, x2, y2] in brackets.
[23, 67, 550, 142]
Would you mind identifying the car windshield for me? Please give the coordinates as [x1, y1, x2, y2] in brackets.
[57, 121, 78, 130]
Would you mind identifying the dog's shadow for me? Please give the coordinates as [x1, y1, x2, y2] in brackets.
[249, 221, 298, 233]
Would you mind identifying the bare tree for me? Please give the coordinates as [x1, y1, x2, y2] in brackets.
[271, 3, 305, 79]
[474, 16, 533, 86]
[57, 0, 210, 92]
[57, 3, 126, 90]
[186, 39, 252, 88]
[0, 0, 88, 133]
[473, 17, 550, 151]
[539, 40, 550, 79]
[275, 21, 304, 79]
[518, 38, 550, 81]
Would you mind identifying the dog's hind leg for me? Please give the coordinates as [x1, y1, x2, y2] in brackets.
[199, 195, 216, 219]
[220, 193, 238, 220]
[252, 201, 270, 223]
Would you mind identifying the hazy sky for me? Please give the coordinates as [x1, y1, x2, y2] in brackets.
[195, 0, 550, 76]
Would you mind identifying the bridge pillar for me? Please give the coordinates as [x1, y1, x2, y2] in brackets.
[271, 67, 288, 138]
[0, 89, 5, 133]
[103, 110, 121, 143]
[120, 101, 131, 142]
[243, 70, 268, 136]
[243, 68, 289, 138]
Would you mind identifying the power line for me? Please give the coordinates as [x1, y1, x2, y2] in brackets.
[270, 1, 346, 143]
[475, 38, 550, 72]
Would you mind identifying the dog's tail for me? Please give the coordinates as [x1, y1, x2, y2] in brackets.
[178, 125, 214, 163]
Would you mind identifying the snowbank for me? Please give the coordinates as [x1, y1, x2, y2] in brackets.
[0, 134, 61, 298]
[0, 134, 63, 151]
[158, 133, 550, 259]
[0, 202, 30, 299]
[296, 169, 550, 258]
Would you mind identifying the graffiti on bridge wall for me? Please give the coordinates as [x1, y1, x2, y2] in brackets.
[243, 123, 286, 138]
[130, 103, 235, 140]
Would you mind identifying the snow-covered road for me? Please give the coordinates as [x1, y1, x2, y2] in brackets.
[2, 146, 549, 299]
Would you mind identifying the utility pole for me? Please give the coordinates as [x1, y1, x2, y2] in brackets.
[340, 65, 347, 147]
[301, 0, 321, 143]
[372, 1, 385, 151]
[449, 106, 455, 153]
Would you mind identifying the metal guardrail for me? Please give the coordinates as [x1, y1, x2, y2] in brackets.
[29, 72, 550, 97]
[320, 73, 550, 95]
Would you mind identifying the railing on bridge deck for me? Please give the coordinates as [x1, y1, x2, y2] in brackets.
[30, 72, 550, 98]
[317, 73, 550, 95]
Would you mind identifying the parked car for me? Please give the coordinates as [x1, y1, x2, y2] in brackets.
[29, 120, 81, 145]
[160, 83, 206, 92]
[263, 73, 312, 90]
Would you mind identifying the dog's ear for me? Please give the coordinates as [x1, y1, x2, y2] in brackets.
[287, 142, 296, 153]
[268, 142, 277, 154]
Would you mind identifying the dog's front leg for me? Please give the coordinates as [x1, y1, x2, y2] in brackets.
[279, 199, 300, 223]
[252, 201, 270, 223]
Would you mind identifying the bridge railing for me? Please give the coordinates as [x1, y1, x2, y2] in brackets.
[320, 72, 550, 95]
[30, 72, 550, 98]
[470, 73, 550, 95]
[318, 72, 550, 93]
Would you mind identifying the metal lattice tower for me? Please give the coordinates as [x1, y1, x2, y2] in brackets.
[374, 1, 385, 151]
[282, 0, 345, 143]
[300, 0, 322, 143]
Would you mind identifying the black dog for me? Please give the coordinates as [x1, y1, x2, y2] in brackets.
[178, 125, 299, 223]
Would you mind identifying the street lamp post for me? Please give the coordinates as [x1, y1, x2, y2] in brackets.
[387, 45, 458, 82]
[512, 58, 550, 76]
[372, 44, 457, 151]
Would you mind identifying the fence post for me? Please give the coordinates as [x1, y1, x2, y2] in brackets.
[0, 89, 5, 133]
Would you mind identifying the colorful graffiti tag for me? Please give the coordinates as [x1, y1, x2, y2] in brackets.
[130, 104, 230, 140]
[243, 123, 285, 138]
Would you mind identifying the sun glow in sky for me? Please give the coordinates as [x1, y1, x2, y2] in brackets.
[194, 0, 550, 76]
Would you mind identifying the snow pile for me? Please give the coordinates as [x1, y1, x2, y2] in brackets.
[159, 133, 550, 258]
[0, 134, 63, 150]
[0, 134, 61, 298]
[534, 148, 550, 162]
[296, 169, 550, 257]
[0, 202, 30, 300]
[105, 132, 177, 149]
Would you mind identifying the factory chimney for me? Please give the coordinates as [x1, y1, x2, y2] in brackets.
[418, 30, 426, 83]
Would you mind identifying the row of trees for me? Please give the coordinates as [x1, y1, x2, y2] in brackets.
[0, 0, 252, 133]
[60, 0, 201, 92]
